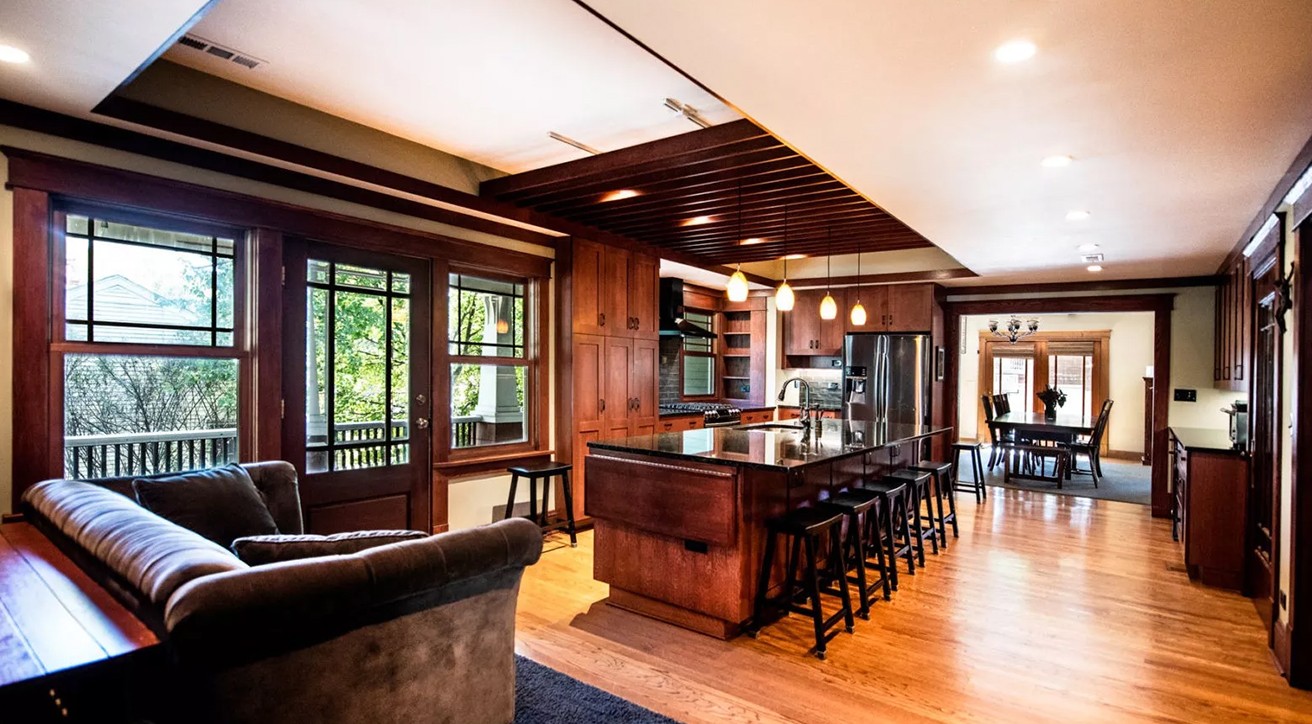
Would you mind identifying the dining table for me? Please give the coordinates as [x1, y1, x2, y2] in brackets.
[990, 410, 1095, 484]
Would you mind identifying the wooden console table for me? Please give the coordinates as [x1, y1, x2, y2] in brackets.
[0, 520, 160, 717]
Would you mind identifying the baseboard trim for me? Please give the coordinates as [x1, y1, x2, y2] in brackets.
[1275, 618, 1292, 677]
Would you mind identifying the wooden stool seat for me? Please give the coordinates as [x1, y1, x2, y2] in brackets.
[824, 490, 889, 618]
[767, 505, 846, 536]
[504, 460, 577, 547]
[907, 461, 959, 545]
[854, 477, 915, 583]
[888, 469, 937, 563]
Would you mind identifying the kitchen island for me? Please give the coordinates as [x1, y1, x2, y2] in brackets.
[585, 419, 949, 638]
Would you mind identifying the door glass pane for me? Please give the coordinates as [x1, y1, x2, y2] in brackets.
[993, 356, 1035, 413]
[305, 260, 412, 472]
[63, 354, 239, 478]
[1048, 354, 1094, 419]
[451, 363, 527, 448]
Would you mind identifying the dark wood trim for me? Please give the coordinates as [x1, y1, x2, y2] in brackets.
[1221, 131, 1312, 272]
[251, 227, 283, 462]
[783, 268, 978, 288]
[11, 188, 51, 509]
[433, 450, 555, 475]
[943, 293, 1174, 518]
[0, 99, 557, 248]
[943, 275, 1220, 298]
[1288, 219, 1312, 687]
[2, 148, 554, 278]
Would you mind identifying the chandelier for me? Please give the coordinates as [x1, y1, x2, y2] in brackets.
[989, 315, 1039, 343]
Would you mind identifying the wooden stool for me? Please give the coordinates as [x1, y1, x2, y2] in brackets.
[505, 460, 577, 547]
[824, 490, 890, 619]
[889, 469, 936, 564]
[750, 506, 855, 660]
[907, 460, 958, 546]
[952, 442, 987, 503]
[854, 477, 915, 582]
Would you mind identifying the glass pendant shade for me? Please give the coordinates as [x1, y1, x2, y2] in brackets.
[850, 300, 867, 326]
[819, 292, 838, 320]
[726, 267, 749, 302]
[775, 280, 795, 311]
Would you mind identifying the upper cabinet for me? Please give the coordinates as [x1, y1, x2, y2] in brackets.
[784, 288, 846, 356]
[844, 284, 935, 333]
[1214, 257, 1250, 391]
[572, 238, 658, 338]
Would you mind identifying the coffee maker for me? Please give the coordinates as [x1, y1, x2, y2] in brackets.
[1224, 400, 1249, 450]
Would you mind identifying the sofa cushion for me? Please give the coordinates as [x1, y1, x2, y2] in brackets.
[231, 530, 428, 565]
[134, 465, 279, 547]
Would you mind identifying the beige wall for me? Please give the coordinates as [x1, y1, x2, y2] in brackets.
[0, 124, 554, 522]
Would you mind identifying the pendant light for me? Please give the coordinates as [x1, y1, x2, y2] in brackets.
[818, 228, 837, 320]
[775, 204, 795, 311]
[726, 183, 749, 302]
[850, 249, 867, 326]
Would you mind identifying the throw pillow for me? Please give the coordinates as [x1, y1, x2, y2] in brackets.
[231, 530, 428, 565]
[133, 464, 279, 547]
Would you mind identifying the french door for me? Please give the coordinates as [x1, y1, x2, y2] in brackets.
[282, 239, 432, 533]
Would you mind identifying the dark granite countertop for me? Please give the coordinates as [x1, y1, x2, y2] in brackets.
[588, 418, 950, 472]
[1170, 426, 1244, 455]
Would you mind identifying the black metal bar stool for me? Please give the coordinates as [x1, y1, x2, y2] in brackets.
[907, 460, 959, 546]
[888, 468, 936, 564]
[853, 477, 914, 583]
[750, 505, 855, 660]
[951, 442, 987, 503]
[824, 489, 890, 619]
[505, 460, 577, 547]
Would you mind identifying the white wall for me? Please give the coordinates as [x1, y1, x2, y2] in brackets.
[0, 124, 555, 521]
[956, 311, 1154, 453]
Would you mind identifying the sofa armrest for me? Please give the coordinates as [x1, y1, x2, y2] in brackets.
[163, 518, 543, 664]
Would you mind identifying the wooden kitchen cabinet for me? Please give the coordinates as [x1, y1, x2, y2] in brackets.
[784, 288, 845, 356]
[600, 336, 658, 437]
[572, 238, 659, 338]
[845, 284, 935, 333]
[659, 414, 704, 432]
[1170, 427, 1249, 590]
[631, 337, 659, 435]
[1213, 257, 1250, 391]
[739, 409, 775, 424]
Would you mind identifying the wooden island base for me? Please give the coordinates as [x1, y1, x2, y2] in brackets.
[607, 589, 740, 640]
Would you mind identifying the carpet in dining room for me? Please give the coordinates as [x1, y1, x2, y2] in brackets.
[966, 448, 1152, 505]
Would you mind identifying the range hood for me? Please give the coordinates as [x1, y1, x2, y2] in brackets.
[659, 278, 716, 338]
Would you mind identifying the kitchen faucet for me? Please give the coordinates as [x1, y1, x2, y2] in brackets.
[778, 377, 813, 431]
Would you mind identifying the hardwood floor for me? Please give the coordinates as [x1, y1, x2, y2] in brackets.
[515, 486, 1312, 722]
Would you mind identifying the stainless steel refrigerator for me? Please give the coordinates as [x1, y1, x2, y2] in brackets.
[843, 334, 932, 425]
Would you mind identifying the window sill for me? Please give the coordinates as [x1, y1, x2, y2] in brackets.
[434, 449, 556, 479]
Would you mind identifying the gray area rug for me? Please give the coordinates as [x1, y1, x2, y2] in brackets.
[515, 655, 679, 723]
[961, 448, 1152, 505]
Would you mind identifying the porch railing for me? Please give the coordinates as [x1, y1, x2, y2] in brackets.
[64, 428, 239, 479]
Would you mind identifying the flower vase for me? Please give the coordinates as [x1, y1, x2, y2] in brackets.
[1043, 404, 1058, 420]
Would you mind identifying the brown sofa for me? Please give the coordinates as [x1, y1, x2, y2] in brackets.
[22, 462, 543, 724]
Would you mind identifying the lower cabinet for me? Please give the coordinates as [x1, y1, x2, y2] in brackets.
[739, 409, 774, 424]
[778, 407, 839, 420]
[1171, 429, 1249, 590]
[659, 414, 704, 433]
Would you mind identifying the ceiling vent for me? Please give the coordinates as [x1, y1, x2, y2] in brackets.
[1081, 253, 1105, 264]
[176, 34, 265, 70]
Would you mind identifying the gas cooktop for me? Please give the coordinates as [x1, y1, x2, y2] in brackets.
[659, 402, 742, 426]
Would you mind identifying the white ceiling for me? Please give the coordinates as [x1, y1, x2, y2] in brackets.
[0, 0, 210, 114]
[163, 0, 739, 173]
[584, 0, 1312, 283]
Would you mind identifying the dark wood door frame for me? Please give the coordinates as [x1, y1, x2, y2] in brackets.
[1287, 218, 1312, 686]
[944, 294, 1175, 517]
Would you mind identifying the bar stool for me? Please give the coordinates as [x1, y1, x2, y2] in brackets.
[952, 441, 987, 503]
[750, 505, 855, 660]
[907, 460, 959, 546]
[504, 460, 577, 547]
[853, 477, 915, 582]
[824, 489, 890, 618]
[888, 468, 936, 564]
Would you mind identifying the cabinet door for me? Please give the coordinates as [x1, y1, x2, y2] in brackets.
[845, 286, 883, 334]
[573, 334, 606, 433]
[602, 337, 633, 438]
[817, 288, 846, 356]
[572, 240, 605, 336]
[784, 290, 824, 355]
[628, 253, 659, 338]
[630, 337, 660, 434]
[1233, 262, 1248, 385]
[886, 284, 934, 332]
[601, 245, 631, 337]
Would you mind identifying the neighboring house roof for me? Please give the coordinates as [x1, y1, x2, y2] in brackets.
[66, 274, 204, 326]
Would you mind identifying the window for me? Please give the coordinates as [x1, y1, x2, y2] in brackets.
[447, 273, 533, 450]
[57, 209, 246, 479]
[682, 309, 716, 397]
[992, 348, 1035, 414]
[1048, 342, 1096, 420]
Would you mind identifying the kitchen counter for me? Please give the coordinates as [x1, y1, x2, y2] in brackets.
[1170, 426, 1244, 455]
[589, 419, 946, 472]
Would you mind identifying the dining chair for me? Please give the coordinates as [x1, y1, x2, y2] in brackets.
[1067, 399, 1114, 486]
[981, 395, 1012, 471]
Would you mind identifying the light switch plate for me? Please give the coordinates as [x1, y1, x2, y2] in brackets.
[1173, 388, 1197, 402]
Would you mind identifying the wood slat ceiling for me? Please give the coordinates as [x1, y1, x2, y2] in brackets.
[480, 119, 933, 265]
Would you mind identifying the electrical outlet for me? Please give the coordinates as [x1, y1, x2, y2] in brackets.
[1173, 388, 1197, 402]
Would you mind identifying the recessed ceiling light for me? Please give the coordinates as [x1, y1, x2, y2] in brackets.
[600, 189, 639, 202]
[1077, 243, 1100, 252]
[994, 39, 1036, 64]
[739, 237, 766, 246]
[0, 45, 31, 64]
[1066, 210, 1091, 221]
[683, 215, 714, 227]
[1041, 155, 1073, 168]
[782, 253, 807, 260]
[1087, 265, 1103, 273]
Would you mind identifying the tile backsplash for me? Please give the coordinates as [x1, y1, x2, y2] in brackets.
[659, 337, 682, 405]
[777, 368, 843, 409]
